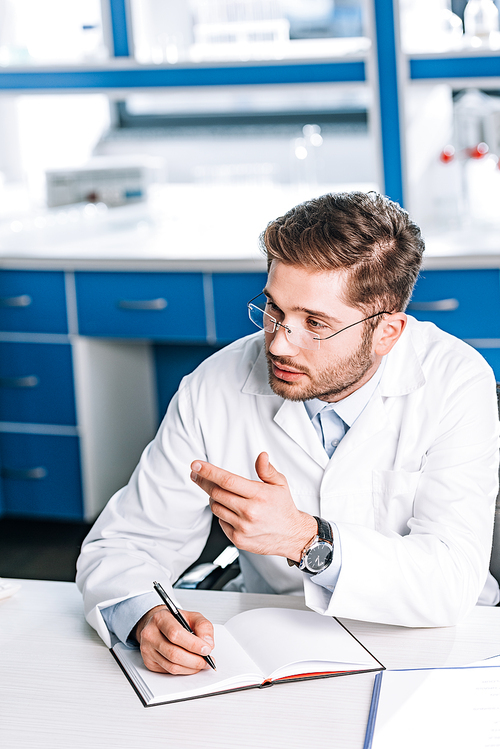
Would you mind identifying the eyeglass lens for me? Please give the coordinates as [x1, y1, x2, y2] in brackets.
[248, 303, 320, 351]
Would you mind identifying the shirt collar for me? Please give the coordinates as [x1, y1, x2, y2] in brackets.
[303, 356, 387, 428]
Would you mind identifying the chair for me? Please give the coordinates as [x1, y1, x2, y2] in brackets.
[174, 544, 240, 590]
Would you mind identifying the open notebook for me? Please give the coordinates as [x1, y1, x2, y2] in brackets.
[112, 607, 384, 706]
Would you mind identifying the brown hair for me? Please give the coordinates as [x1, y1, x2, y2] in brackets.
[260, 191, 424, 316]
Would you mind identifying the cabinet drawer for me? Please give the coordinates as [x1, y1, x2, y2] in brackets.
[408, 269, 500, 339]
[212, 272, 267, 341]
[75, 272, 207, 340]
[0, 342, 76, 425]
[0, 270, 68, 334]
[0, 433, 83, 520]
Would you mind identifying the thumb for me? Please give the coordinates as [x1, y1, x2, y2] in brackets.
[255, 452, 284, 486]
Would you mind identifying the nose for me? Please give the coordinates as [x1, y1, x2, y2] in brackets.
[267, 322, 300, 356]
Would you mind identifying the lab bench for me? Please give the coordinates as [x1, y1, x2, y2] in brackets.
[1, 260, 499, 522]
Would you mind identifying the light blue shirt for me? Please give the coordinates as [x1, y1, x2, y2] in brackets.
[102, 360, 386, 643]
[304, 356, 386, 454]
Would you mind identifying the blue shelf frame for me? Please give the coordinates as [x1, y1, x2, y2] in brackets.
[1, 0, 498, 212]
[0, 61, 366, 90]
[372, 0, 404, 208]
[109, 0, 130, 57]
[410, 54, 500, 80]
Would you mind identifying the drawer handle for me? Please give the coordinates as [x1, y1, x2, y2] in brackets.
[0, 375, 39, 388]
[1, 466, 47, 480]
[0, 294, 32, 308]
[117, 298, 168, 311]
[407, 298, 459, 312]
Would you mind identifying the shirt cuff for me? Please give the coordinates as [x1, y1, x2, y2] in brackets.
[310, 521, 342, 592]
[101, 591, 162, 645]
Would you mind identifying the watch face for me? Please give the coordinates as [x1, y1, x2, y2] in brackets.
[305, 542, 333, 573]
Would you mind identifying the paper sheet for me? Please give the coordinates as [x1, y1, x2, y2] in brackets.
[367, 667, 500, 749]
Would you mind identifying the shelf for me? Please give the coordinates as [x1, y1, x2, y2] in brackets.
[0, 60, 366, 91]
[3, 55, 500, 89]
[410, 53, 500, 81]
[3, 1, 500, 213]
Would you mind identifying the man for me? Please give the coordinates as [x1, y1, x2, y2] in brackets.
[77, 191, 500, 677]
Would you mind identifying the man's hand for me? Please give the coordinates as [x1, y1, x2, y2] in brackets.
[135, 605, 215, 675]
[190, 452, 317, 561]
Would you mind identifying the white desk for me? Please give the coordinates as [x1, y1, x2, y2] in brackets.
[1, 579, 500, 749]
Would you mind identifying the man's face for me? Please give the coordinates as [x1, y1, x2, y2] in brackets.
[264, 261, 381, 403]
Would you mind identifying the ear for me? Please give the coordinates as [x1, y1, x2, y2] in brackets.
[373, 313, 407, 356]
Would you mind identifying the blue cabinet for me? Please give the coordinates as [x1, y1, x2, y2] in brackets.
[0, 342, 76, 425]
[407, 268, 500, 379]
[75, 271, 207, 340]
[0, 270, 68, 334]
[408, 270, 500, 339]
[0, 433, 83, 520]
[0, 269, 82, 520]
[212, 272, 267, 342]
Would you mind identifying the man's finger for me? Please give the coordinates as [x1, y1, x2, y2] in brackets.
[190, 460, 257, 498]
[142, 648, 205, 675]
[158, 610, 214, 657]
[254, 452, 286, 487]
[150, 642, 211, 674]
[191, 474, 242, 512]
[189, 610, 215, 649]
[209, 496, 241, 529]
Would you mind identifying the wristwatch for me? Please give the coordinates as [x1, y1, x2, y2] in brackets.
[287, 516, 334, 575]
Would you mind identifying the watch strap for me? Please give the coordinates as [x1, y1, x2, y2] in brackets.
[314, 516, 333, 545]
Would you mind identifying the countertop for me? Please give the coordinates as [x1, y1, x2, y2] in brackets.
[1, 184, 499, 272]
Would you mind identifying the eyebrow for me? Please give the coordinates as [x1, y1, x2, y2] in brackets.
[262, 288, 343, 325]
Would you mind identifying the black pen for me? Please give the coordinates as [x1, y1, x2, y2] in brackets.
[152, 581, 216, 670]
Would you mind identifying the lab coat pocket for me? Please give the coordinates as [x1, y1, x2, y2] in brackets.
[372, 469, 423, 536]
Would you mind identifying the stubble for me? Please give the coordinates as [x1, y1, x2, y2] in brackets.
[266, 325, 376, 402]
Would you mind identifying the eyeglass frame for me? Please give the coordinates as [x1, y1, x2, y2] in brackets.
[247, 293, 391, 349]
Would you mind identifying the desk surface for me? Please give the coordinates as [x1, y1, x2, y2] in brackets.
[2, 579, 500, 749]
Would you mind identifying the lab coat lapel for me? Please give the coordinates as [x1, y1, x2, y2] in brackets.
[242, 344, 329, 468]
[328, 389, 389, 463]
[274, 399, 329, 469]
[326, 319, 426, 465]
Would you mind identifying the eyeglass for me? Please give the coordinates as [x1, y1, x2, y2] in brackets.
[247, 293, 389, 351]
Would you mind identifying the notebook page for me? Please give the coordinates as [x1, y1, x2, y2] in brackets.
[113, 623, 263, 704]
[225, 608, 376, 680]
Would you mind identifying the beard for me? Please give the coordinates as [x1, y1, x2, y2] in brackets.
[266, 325, 376, 402]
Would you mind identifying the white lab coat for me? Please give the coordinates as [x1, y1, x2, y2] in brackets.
[77, 317, 500, 645]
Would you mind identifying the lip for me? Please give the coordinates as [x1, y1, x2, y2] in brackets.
[271, 361, 306, 382]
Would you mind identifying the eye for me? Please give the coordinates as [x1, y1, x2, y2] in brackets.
[266, 300, 284, 318]
[306, 318, 329, 331]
